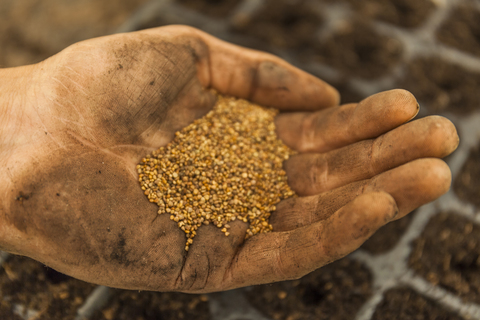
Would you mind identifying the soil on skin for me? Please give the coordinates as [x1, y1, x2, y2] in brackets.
[1, 0, 480, 319]
[371, 287, 464, 320]
[0, 255, 96, 320]
[409, 212, 480, 304]
[454, 144, 480, 207]
[399, 57, 480, 114]
[437, 3, 480, 57]
[246, 258, 372, 320]
[361, 211, 416, 255]
[315, 19, 404, 79]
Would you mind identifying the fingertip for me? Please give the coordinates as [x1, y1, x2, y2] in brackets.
[419, 116, 460, 158]
[412, 158, 452, 196]
[370, 191, 399, 221]
[304, 69, 340, 108]
[348, 192, 398, 229]
[324, 82, 341, 107]
[440, 117, 460, 156]
[425, 158, 452, 196]
[320, 192, 398, 261]
[388, 89, 419, 122]
[361, 89, 419, 125]
[418, 158, 453, 200]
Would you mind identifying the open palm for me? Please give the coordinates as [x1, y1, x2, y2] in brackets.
[0, 26, 458, 293]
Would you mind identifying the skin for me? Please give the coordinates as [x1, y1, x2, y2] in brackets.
[0, 25, 458, 293]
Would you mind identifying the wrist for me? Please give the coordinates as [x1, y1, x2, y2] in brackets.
[0, 64, 44, 253]
[0, 65, 40, 149]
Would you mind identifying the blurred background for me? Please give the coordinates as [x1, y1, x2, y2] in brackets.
[1, 0, 480, 319]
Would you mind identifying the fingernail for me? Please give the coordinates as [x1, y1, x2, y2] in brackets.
[407, 103, 420, 122]
[386, 201, 399, 222]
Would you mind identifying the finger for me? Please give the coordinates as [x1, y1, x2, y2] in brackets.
[154, 25, 339, 110]
[272, 158, 451, 232]
[276, 89, 419, 153]
[225, 191, 397, 287]
[285, 115, 459, 195]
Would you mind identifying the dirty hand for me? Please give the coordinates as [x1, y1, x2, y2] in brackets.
[0, 26, 458, 293]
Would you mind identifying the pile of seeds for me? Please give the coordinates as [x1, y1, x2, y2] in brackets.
[137, 94, 296, 251]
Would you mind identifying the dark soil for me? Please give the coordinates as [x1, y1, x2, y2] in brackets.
[399, 57, 480, 114]
[0, 255, 211, 320]
[91, 290, 210, 320]
[437, 3, 480, 57]
[178, 0, 242, 18]
[0, 255, 96, 320]
[1, 0, 480, 319]
[0, 300, 23, 320]
[454, 144, 480, 207]
[361, 211, 416, 255]
[315, 19, 404, 79]
[246, 258, 372, 320]
[409, 212, 480, 304]
[371, 287, 464, 319]
[346, 0, 437, 29]
[231, 0, 322, 52]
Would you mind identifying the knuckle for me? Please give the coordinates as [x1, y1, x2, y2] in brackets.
[424, 116, 458, 155]
[427, 159, 451, 187]
[368, 139, 380, 176]
[312, 154, 328, 193]
[299, 113, 316, 152]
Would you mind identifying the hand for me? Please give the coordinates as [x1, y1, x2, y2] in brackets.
[0, 26, 458, 293]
